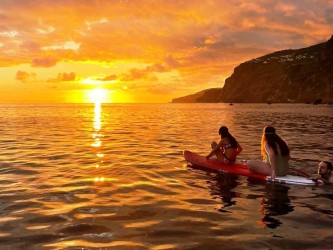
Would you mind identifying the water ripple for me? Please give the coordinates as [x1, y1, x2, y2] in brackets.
[0, 104, 331, 249]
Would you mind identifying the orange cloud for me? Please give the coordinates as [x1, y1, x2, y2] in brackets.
[20, 41, 41, 52]
[16, 70, 36, 83]
[119, 61, 174, 82]
[275, 3, 297, 16]
[58, 72, 76, 81]
[120, 68, 150, 81]
[47, 72, 76, 83]
[1, 1, 332, 68]
[31, 57, 58, 68]
[96, 74, 117, 81]
[326, 8, 333, 24]
[164, 56, 180, 68]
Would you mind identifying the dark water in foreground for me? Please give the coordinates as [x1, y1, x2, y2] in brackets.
[0, 103, 332, 249]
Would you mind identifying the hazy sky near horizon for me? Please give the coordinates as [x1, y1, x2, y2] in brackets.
[0, 0, 332, 103]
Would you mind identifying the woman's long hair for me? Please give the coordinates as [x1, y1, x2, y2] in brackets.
[261, 126, 290, 159]
[219, 126, 238, 147]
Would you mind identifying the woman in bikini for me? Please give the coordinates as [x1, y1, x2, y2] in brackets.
[246, 126, 290, 180]
[206, 126, 242, 164]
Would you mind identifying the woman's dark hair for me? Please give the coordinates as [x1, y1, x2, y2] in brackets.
[263, 126, 290, 156]
[219, 126, 238, 147]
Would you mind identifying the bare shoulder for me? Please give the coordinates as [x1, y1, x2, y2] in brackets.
[329, 176, 333, 184]
[217, 139, 225, 146]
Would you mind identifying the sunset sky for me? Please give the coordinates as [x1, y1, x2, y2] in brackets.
[0, 0, 332, 103]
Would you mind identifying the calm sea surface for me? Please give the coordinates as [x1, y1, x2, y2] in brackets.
[0, 103, 332, 250]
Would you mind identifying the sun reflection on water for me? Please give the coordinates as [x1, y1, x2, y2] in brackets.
[93, 102, 102, 131]
[91, 99, 107, 183]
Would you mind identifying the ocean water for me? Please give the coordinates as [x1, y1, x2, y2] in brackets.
[0, 103, 332, 250]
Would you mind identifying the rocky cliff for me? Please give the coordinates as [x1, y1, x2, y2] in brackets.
[172, 35, 333, 103]
[172, 88, 223, 103]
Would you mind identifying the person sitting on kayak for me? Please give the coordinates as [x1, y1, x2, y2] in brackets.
[311, 161, 333, 184]
[246, 126, 290, 180]
[206, 126, 242, 164]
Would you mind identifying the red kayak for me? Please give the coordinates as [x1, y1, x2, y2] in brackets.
[184, 150, 317, 186]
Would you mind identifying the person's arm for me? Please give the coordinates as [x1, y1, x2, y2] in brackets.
[265, 142, 276, 179]
[313, 175, 333, 184]
[311, 175, 328, 184]
[206, 140, 224, 158]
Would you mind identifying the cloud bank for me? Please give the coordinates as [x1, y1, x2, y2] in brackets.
[0, 0, 332, 102]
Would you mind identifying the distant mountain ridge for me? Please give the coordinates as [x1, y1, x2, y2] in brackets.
[172, 35, 333, 103]
[171, 88, 222, 103]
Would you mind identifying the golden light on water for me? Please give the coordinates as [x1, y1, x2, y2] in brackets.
[94, 177, 105, 182]
[93, 103, 102, 131]
[89, 93, 115, 184]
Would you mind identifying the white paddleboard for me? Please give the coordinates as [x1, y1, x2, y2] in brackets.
[267, 175, 316, 186]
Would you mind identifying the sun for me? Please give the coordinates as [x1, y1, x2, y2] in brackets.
[87, 88, 109, 103]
